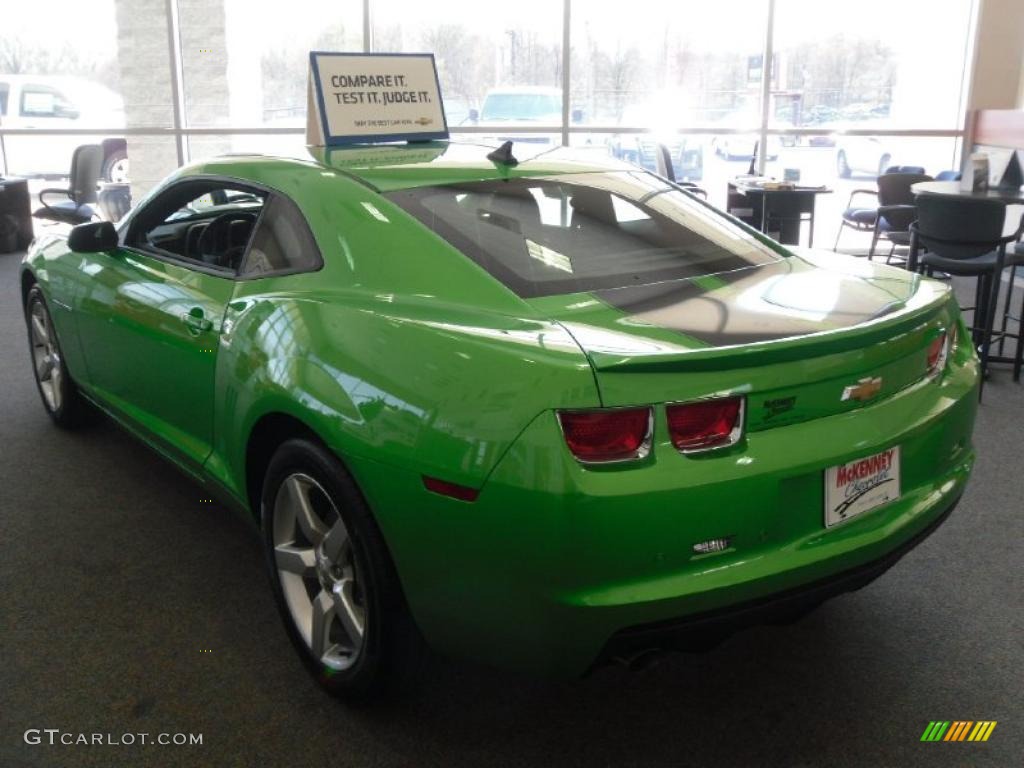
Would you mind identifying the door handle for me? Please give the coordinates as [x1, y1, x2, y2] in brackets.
[181, 308, 213, 334]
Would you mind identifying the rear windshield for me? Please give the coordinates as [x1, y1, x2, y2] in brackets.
[386, 171, 782, 299]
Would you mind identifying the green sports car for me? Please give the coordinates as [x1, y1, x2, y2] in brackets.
[21, 141, 978, 698]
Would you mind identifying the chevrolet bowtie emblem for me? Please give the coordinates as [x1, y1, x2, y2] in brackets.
[841, 377, 883, 402]
[415, 117, 433, 126]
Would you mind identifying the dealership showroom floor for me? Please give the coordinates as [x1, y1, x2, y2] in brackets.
[6, 1, 1024, 766]
[1, 245, 1023, 768]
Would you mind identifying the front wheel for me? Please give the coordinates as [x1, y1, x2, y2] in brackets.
[25, 285, 87, 428]
[261, 439, 424, 700]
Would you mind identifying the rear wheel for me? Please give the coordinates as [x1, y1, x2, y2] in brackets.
[25, 286, 86, 428]
[261, 439, 424, 700]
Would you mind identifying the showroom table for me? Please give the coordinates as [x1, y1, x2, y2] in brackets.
[911, 179, 1024, 204]
[726, 181, 831, 247]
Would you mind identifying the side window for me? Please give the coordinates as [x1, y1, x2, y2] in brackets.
[239, 194, 322, 278]
[127, 181, 265, 272]
[0, 83, 8, 116]
[20, 86, 78, 118]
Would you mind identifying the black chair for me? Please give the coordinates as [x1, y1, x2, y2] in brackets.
[884, 165, 927, 175]
[869, 172, 933, 263]
[33, 144, 103, 225]
[834, 187, 880, 250]
[909, 194, 1024, 396]
[655, 144, 707, 198]
[834, 172, 931, 256]
[996, 240, 1024, 381]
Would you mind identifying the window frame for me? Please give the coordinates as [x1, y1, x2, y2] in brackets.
[121, 175, 270, 278]
[120, 174, 324, 281]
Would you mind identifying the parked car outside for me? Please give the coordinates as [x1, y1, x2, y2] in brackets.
[835, 131, 897, 178]
[610, 103, 704, 182]
[0, 75, 128, 181]
[468, 86, 578, 147]
[711, 110, 781, 161]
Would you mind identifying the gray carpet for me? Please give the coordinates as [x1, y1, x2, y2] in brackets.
[1, 248, 1021, 768]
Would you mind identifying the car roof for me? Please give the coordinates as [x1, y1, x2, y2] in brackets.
[193, 141, 636, 193]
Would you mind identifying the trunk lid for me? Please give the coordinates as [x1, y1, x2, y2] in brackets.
[528, 253, 955, 429]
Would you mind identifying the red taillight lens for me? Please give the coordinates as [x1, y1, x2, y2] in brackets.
[667, 397, 744, 452]
[557, 408, 651, 463]
[926, 330, 949, 376]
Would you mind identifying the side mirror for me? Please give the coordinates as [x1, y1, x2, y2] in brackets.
[68, 221, 118, 253]
[56, 105, 81, 120]
[468, 107, 479, 122]
[571, 108, 584, 124]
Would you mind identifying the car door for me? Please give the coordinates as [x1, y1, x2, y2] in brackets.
[73, 178, 265, 470]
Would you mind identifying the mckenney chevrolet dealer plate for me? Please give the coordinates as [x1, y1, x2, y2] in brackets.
[824, 446, 901, 527]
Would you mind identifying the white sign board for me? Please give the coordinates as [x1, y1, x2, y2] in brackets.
[307, 52, 448, 146]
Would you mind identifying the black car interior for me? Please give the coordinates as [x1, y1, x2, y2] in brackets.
[127, 181, 265, 271]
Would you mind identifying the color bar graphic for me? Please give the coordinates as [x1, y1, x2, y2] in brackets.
[921, 721, 996, 742]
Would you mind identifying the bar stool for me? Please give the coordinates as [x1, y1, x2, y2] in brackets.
[908, 193, 1024, 398]
[997, 240, 1024, 381]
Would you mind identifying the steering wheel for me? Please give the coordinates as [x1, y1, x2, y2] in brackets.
[195, 211, 258, 268]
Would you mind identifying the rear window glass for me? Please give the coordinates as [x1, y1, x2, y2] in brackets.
[386, 172, 782, 298]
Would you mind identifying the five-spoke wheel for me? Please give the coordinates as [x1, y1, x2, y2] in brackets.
[25, 285, 84, 427]
[262, 439, 423, 699]
[29, 297, 63, 413]
[272, 472, 366, 671]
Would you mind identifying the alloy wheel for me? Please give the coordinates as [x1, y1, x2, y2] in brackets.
[29, 300, 62, 412]
[272, 473, 366, 671]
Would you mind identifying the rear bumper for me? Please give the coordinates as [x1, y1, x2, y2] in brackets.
[597, 490, 961, 667]
[353, 348, 978, 677]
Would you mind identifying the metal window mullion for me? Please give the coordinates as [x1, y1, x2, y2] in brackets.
[757, 0, 776, 176]
[561, 0, 571, 147]
[363, 0, 372, 52]
[165, 0, 187, 166]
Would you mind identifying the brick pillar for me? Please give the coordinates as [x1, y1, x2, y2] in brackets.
[178, 0, 231, 161]
[114, 0, 179, 200]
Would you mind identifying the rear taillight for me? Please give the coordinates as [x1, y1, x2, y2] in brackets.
[557, 408, 652, 463]
[926, 329, 950, 376]
[667, 396, 745, 453]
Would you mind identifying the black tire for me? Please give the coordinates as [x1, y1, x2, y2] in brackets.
[25, 285, 87, 428]
[261, 438, 424, 701]
[102, 148, 129, 183]
[837, 150, 852, 178]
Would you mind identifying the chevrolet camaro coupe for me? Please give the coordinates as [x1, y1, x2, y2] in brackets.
[21, 141, 978, 698]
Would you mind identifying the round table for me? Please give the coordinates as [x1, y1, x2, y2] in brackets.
[911, 180, 1024, 204]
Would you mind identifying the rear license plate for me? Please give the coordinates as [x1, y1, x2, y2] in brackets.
[824, 446, 901, 527]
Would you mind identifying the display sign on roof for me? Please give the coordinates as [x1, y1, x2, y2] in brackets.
[306, 52, 449, 146]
